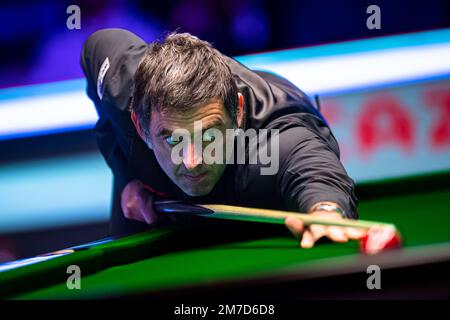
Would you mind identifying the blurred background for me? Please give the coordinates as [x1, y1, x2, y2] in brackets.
[0, 0, 449, 263]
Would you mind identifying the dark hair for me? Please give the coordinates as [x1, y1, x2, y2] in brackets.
[131, 32, 238, 136]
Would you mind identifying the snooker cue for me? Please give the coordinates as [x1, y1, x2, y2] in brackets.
[154, 200, 397, 230]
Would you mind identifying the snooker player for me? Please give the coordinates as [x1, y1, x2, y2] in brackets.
[81, 28, 365, 248]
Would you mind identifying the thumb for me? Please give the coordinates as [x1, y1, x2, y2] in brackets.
[285, 216, 305, 237]
[137, 192, 158, 225]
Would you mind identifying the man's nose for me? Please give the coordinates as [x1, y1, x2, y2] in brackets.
[183, 143, 203, 171]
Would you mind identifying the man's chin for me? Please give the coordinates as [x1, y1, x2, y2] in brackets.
[180, 183, 213, 197]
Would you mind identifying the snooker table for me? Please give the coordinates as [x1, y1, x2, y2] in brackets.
[1, 171, 449, 300]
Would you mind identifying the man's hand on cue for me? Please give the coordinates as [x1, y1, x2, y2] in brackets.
[121, 179, 176, 226]
[121, 180, 158, 224]
[285, 207, 367, 249]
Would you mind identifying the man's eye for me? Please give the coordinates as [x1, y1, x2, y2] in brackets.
[203, 131, 216, 142]
[165, 136, 182, 145]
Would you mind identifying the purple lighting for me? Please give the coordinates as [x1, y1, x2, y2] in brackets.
[231, 5, 270, 50]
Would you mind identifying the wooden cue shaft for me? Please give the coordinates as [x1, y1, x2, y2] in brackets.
[199, 204, 396, 230]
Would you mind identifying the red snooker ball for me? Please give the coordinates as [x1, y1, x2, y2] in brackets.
[360, 225, 402, 255]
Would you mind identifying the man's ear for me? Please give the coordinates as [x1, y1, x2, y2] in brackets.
[131, 111, 153, 149]
[236, 92, 244, 128]
[131, 111, 145, 139]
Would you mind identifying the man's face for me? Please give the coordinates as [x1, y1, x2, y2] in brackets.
[148, 98, 235, 196]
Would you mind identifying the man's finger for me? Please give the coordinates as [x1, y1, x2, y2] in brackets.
[309, 224, 327, 241]
[138, 203, 157, 225]
[285, 216, 305, 237]
[140, 209, 154, 224]
[327, 226, 348, 242]
[137, 195, 157, 225]
[300, 229, 315, 248]
[345, 227, 367, 240]
[127, 208, 146, 223]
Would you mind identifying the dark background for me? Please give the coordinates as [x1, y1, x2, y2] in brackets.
[1, 0, 449, 88]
